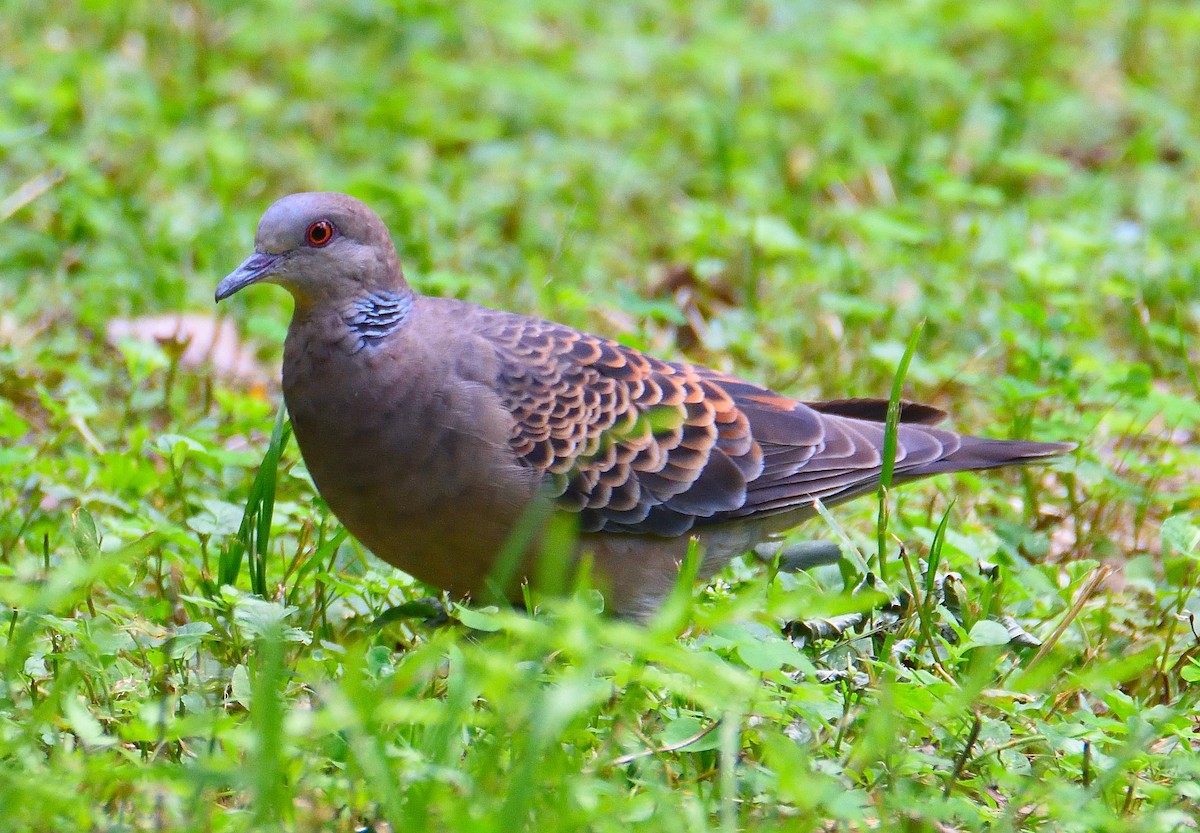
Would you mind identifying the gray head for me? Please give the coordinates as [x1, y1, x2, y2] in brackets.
[215, 193, 408, 306]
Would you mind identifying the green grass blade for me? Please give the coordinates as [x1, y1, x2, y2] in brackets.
[250, 626, 289, 828]
[917, 500, 955, 657]
[876, 320, 925, 582]
[220, 406, 292, 594]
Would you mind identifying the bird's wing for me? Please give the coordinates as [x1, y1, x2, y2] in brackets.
[478, 311, 973, 536]
[693, 369, 964, 519]
[480, 312, 760, 535]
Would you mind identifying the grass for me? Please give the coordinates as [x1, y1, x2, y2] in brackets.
[1, 0, 1199, 830]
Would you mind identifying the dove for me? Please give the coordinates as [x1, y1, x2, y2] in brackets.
[216, 192, 1072, 620]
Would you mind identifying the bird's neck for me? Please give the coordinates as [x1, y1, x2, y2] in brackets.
[341, 288, 414, 350]
[289, 286, 411, 352]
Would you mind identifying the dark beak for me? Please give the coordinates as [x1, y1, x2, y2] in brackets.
[214, 252, 284, 302]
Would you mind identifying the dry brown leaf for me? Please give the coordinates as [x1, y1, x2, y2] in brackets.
[106, 313, 268, 385]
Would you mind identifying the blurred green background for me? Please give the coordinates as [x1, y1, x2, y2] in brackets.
[1, 1, 1199, 831]
[5, 1, 1196, 399]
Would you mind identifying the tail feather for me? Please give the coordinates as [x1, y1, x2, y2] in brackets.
[908, 436, 1075, 477]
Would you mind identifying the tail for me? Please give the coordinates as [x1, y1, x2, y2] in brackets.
[722, 396, 1074, 521]
[807, 397, 1075, 477]
[908, 436, 1075, 477]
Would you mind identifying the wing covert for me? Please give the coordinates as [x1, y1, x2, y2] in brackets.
[480, 312, 764, 534]
[477, 308, 976, 536]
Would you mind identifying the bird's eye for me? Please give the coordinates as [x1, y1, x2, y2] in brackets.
[305, 220, 335, 247]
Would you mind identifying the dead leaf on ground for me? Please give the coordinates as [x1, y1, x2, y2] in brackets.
[106, 313, 268, 386]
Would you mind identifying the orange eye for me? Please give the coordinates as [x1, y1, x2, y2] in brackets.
[305, 220, 335, 247]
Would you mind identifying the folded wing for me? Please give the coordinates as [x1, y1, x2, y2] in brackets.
[480, 311, 1070, 536]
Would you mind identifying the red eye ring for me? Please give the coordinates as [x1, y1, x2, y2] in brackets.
[305, 220, 335, 247]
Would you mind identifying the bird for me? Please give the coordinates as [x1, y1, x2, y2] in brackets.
[215, 192, 1073, 621]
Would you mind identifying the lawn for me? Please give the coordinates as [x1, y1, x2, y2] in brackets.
[1, 1, 1199, 830]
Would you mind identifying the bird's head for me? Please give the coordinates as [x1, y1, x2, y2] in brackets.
[215, 192, 407, 307]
